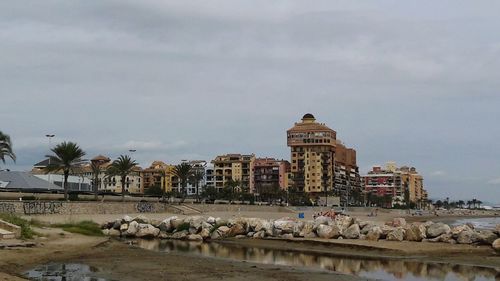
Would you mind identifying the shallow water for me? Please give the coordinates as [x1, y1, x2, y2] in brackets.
[25, 263, 107, 281]
[136, 239, 500, 281]
[451, 217, 500, 229]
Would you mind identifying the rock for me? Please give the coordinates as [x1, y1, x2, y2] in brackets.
[427, 233, 454, 243]
[252, 230, 266, 239]
[366, 226, 382, 241]
[405, 224, 424, 242]
[274, 220, 296, 234]
[358, 221, 370, 229]
[495, 224, 500, 235]
[360, 223, 376, 235]
[200, 228, 211, 239]
[314, 216, 332, 228]
[391, 218, 407, 228]
[207, 216, 216, 224]
[132, 215, 150, 224]
[158, 231, 171, 239]
[187, 234, 203, 241]
[477, 230, 498, 245]
[228, 223, 246, 237]
[386, 228, 405, 241]
[122, 215, 132, 223]
[465, 222, 475, 230]
[136, 224, 160, 238]
[293, 221, 305, 237]
[102, 229, 109, 235]
[186, 216, 205, 232]
[119, 223, 129, 232]
[108, 228, 121, 237]
[246, 232, 255, 238]
[343, 224, 360, 239]
[172, 230, 188, 240]
[451, 225, 473, 237]
[235, 235, 247, 239]
[381, 225, 396, 239]
[215, 217, 227, 226]
[170, 218, 184, 230]
[211, 226, 230, 239]
[150, 219, 162, 228]
[492, 238, 500, 252]
[316, 224, 341, 239]
[299, 222, 315, 238]
[254, 219, 273, 236]
[125, 221, 139, 236]
[281, 233, 294, 239]
[334, 216, 354, 232]
[112, 219, 122, 230]
[426, 223, 451, 238]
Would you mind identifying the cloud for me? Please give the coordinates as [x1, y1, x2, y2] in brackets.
[487, 178, 500, 185]
[431, 171, 446, 177]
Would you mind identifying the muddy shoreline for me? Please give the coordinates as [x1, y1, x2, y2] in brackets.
[2, 228, 499, 281]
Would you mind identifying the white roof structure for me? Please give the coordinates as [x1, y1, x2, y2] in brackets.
[0, 171, 62, 191]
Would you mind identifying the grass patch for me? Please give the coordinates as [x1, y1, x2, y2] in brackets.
[0, 213, 35, 239]
[54, 220, 103, 236]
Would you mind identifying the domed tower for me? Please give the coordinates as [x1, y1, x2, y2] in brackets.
[287, 114, 337, 195]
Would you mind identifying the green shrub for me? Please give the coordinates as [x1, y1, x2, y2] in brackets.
[0, 213, 35, 239]
[54, 220, 103, 236]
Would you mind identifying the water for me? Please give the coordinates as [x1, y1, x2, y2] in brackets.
[25, 263, 107, 281]
[451, 217, 500, 229]
[136, 239, 500, 281]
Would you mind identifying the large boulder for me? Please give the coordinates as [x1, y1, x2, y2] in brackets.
[425, 233, 454, 244]
[299, 222, 315, 238]
[381, 225, 396, 239]
[334, 216, 354, 233]
[314, 216, 332, 228]
[136, 224, 160, 238]
[252, 230, 266, 239]
[254, 219, 273, 236]
[119, 223, 129, 232]
[477, 230, 498, 245]
[200, 228, 211, 240]
[122, 215, 133, 223]
[451, 225, 473, 237]
[187, 234, 203, 241]
[273, 220, 296, 234]
[207, 216, 216, 224]
[125, 221, 139, 236]
[386, 228, 405, 242]
[158, 216, 177, 233]
[170, 218, 184, 230]
[360, 223, 377, 235]
[405, 224, 425, 242]
[112, 219, 122, 230]
[492, 238, 500, 252]
[316, 224, 341, 239]
[427, 223, 451, 238]
[293, 221, 305, 237]
[185, 216, 205, 232]
[365, 226, 383, 241]
[391, 218, 407, 228]
[494, 224, 500, 235]
[211, 226, 231, 239]
[132, 215, 150, 224]
[171, 230, 188, 240]
[228, 223, 246, 237]
[343, 224, 360, 239]
[108, 228, 121, 237]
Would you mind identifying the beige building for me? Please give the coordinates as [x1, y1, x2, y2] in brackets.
[287, 114, 361, 202]
[287, 114, 336, 194]
[212, 154, 255, 191]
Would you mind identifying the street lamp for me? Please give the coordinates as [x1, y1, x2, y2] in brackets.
[46, 134, 55, 187]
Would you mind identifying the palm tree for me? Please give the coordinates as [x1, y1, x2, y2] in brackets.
[225, 178, 240, 203]
[106, 155, 138, 202]
[0, 131, 16, 166]
[189, 169, 205, 202]
[173, 163, 192, 200]
[90, 162, 102, 200]
[45, 142, 86, 200]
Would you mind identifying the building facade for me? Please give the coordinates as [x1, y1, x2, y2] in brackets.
[252, 158, 291, 195]
[287, 114, 361, 203]
[212, 154, 255, 192]
[362, 162, 428, 207]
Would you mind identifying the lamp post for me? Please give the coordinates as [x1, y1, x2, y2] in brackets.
[128, 149, 136, 194]
[46, 134, 55, 188]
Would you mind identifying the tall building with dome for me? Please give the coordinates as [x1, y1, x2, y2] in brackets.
[287, 114, 361, 202]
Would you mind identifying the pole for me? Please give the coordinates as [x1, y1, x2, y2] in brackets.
[46, 134, 55, 189]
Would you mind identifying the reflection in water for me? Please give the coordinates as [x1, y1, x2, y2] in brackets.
[25, 263, 107, 281]
[137, 239, 500, 281]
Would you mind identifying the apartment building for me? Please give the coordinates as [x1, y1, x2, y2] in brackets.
[252, 158, 291, 195]
[362, 162, 427, 206]
[142, 161, 170, 193]
[287, 114, 360, 200]
[171, 160, 209, 196]
[212, 154, 255, 192]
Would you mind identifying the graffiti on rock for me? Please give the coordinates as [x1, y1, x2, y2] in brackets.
[23, 202, 63, 215]
[136, 202, 155, 213]
[0, 203, 16, 213]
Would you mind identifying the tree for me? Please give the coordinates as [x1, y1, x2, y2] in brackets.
[0, 131, 16, 166]
[45, 142, 86, 200]
[106, 155, 138, 202]
[225, 178, 240, 203]
[201, 185, 218, 202]
[90, 162, 102, 200]
[189, 169, 205, 202]
[173, 163, 193, 200]
[145, 185, 164, 197]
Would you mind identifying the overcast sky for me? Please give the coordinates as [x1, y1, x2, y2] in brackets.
[1, 1, 499, 203]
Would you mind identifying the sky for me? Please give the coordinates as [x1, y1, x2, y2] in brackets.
[1, 1, 499, 203]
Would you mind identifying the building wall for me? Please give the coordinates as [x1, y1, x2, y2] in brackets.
[212, 154, 255, 192]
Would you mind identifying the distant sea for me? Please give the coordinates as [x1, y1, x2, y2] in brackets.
[451, 217, 500, 229]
